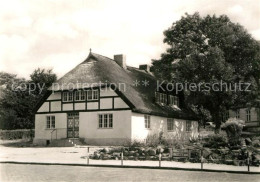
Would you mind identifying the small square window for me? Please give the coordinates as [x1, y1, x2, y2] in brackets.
[167, 118, 174, 131]
[186, 120, 192, 132]
[98, 114, 113, 128]
[87, 90, 99, 101]
[46, 116, 55, 129]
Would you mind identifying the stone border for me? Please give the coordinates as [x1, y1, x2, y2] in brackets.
[0, 161, 259, 175]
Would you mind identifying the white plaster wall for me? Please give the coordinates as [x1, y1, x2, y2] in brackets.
[35, 113, 67, 139]
[87, 102, 98, 110]
[131, 112, 199, 142]
[38, 102, 49, 112]
[47, 92, 61, 100]
[51, 101, 61, 112]
[79, 110, 132, 140]
[63, 103, 73, 111]
[100, 98, 113, 109]
[114, 97, 129, 108]
[75, 103, 85, 110]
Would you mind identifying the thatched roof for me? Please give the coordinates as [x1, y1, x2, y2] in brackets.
[50, 52, 197, 120]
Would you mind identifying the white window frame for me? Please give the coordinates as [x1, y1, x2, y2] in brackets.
[144, 115, 151, 129]
[167, 118, 174, 131]
[63, 92, 73, 102]
[87, 90, 99, 101]
[246, 109, 251, 122]
[98, 114, 113, 128]
[186, 120, 192, 132]
[74, 90, 85, 101]
[46, 116, 55, 129]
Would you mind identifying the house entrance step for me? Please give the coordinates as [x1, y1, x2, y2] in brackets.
[48, 139, 84, 147]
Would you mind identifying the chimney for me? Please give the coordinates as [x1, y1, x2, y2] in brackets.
[139, 64, 151, 72]
[114, 54, 126, 69]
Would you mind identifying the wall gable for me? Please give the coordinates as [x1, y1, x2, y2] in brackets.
[36, 86, 132, 114]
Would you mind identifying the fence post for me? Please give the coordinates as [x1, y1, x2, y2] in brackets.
[87, 147, 90, 165]
[121, 151, 124, 166]
[200, 149, 203, 170]
[247, 152, 250, 172]
[159, 153, 162, 167]
[169, 148, 173, 161]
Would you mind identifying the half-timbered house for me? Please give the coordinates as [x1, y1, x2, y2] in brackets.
[33, 52, 198, 146]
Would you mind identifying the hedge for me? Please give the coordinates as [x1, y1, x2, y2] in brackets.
[0, 129, 34, 140]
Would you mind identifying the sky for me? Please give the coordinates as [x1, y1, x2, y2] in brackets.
[0, 0, 260, 79]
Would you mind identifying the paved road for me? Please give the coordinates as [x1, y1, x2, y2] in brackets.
[0, 164, 259, 182]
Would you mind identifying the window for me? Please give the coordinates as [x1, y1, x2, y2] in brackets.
[155, 92, 160, 103]
[98, 114, 113, 128]
[257, 108, 260, 121]
[74, 91, 85, 101]
[144, 115, 151, 129]
[68, 92, 73, 101]
[104, 114, 108, 128]
[87, 90, 99, 101]
[46, 116, 55, 129]
[222, 111, 229, 122]
[162, 94, 167, 104]
[226, 111, 229, 120]
[169, 95, 174, 105]
[159, 93, 163, 103]
[235, 110, 240, 119]
[174, 96, 179, 107]
[167, 118, 174, 131]
[186, 120, 192, 132]
[99, 115, 103, 128]
[155, 92, 167, 105]
[109, 114, 113, 128]
[246, 109, 251, 122]
[169, 95, 179, 107]
[156, 92, 180, 107]
[63, 92, 73, 102]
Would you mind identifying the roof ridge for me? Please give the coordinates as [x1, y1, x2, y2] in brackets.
[91, 52, 115, 62]
[127, 66, 155, 78]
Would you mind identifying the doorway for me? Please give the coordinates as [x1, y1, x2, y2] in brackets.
[67, 112, 79, 138]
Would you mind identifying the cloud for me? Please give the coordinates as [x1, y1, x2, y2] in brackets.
[228, 5, 243, 14]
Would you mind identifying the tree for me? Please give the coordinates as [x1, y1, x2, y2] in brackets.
[30, 68, 57, 96]
[152, 13, 260, 132]
[0, 69, 57, 129]
[0, 72, 33, 129]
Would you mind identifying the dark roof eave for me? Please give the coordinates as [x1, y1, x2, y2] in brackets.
[132, 108, 198, 120]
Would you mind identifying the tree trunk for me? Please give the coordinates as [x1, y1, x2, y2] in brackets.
[210, 110, 221, 134]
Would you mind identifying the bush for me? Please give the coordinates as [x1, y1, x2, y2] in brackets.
[221, 118, 245, 146]
[145, 134, 160, 147]
[0, 129, 34, 140]
[203, 134, 228, 148]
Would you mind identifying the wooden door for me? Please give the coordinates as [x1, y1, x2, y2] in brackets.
[67, 113, 79, 138]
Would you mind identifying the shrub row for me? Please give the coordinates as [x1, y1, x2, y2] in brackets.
[0, 129, 34, 140]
